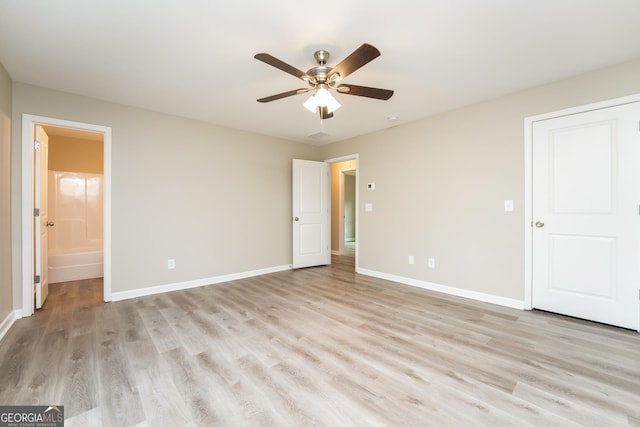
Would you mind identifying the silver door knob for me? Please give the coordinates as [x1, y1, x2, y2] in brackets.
[294, 217, 299, 221]
[535, 221, 544, 228]
[46, 221, 55, 227]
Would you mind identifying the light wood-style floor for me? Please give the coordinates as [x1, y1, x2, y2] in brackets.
[1, 254, 639, 426]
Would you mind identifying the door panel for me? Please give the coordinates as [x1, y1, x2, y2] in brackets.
[292, 159, 329, 268]
[35, 125, 50, 308]
[532, 102, 640, 330]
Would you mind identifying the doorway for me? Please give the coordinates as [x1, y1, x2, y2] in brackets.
[21, 114, 112, 317]
[43, 125, 105, 304]
[327, 155, 358, 271]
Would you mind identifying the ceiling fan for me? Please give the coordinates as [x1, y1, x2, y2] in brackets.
[254, 43, 394, 119]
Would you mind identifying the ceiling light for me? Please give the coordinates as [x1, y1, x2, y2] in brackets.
[302, 85, 342, 115]
[303, 95, 317, 113]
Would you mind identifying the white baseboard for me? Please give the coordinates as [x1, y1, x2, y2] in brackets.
[357, 268, 525, 310]
[0, 310, 18, 342]
[49, 263, 103, 284]
[111, 264, 291, 302]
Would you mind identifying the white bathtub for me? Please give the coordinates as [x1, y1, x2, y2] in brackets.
[48, 248, 103, 284]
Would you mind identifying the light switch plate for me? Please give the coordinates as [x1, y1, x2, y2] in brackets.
[504, 200, 514, 212]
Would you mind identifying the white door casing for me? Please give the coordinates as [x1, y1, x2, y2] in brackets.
[292, 159, 330, 268]
[22, 114, 112, 317]
[34, 126, 50, 308]
[532, 101, 640, 330]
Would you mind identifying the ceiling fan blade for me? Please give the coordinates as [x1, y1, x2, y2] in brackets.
[329, 44, 381, 81]
[336, 84, 394, 100]
[254, 53, 313, 81]
[257, 88, 310, 103]
[319, 106, 334, 119]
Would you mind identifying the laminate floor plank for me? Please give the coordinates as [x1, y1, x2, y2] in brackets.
[2, 256, 640, 425]
[161, 347, 230, 426]
[512, 381, 629, 426]
[61, 332, 99, 418]
[98, 332, 146, 426]
[133, 358, 193, 427]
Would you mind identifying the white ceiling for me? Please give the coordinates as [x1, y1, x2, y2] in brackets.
[1, 1, 640, 145]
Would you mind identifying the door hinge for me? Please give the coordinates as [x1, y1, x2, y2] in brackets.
[34, 208, 40, 217]
[34, 275, 40, 284]
[34, 140, 40, 150]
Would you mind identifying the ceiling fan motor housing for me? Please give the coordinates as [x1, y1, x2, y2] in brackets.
[307, 50, 341, 87]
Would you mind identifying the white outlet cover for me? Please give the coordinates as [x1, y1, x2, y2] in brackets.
[428, 258, 435, 269]
[504, 200, 514, 212]
[365, 203, 373, 212]
[409, 255, 414, 265]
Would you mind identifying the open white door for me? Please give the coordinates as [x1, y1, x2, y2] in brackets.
[532, 101, 640, 330]
[34, 125, 50, 309]
[292, 159, 330, 268]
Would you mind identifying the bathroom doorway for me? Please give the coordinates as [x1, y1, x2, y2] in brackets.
[22, 114, 112, 317]
[44, 126, 104, 299]
[328, 156, 358, 270]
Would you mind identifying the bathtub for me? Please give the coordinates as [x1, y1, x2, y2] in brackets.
[48, 248, 103, 284]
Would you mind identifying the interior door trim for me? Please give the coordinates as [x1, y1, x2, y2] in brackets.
[21, 114, 113, 317]
[523, 93, 640, 312]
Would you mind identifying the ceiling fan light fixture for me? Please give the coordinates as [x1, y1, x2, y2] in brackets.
[324, 94, 341, 114]
[303, 95, 318, 113]
[302, 86, 342, 114]
[313, 86, 341, 113]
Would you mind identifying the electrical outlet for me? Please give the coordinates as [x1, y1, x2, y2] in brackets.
[409, 255, 415, 265]
[428, 258, 435, 269]
[504, 200, 514, 212]
[168, 259, 176, 269]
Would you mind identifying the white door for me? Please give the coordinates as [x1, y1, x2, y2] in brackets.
[532, 102, 640, 330]
[292, 159, 330, 268]
[34, 125, 50, 308]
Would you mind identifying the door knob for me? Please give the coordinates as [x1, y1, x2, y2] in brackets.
[294, 217, 299, 221]
[535, 221, 544, 228]
[46, 221, 55, 227]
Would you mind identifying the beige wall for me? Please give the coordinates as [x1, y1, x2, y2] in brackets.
[48, 135, 103, 174]
[7, 58, 640, 312]
[0, 62, 11, 321]
[11, 83, 320, 308]
[321, 58, 640, 301]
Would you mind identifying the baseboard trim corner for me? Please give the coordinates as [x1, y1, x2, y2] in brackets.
[111, 264, 291, 302]
[357, 268, 525, 310]
[0, 310, 18, 342]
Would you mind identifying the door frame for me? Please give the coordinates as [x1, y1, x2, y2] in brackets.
[523, 93, 640, 311]
[21, 114, 112, 316]
[326, 154, 359, 272]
